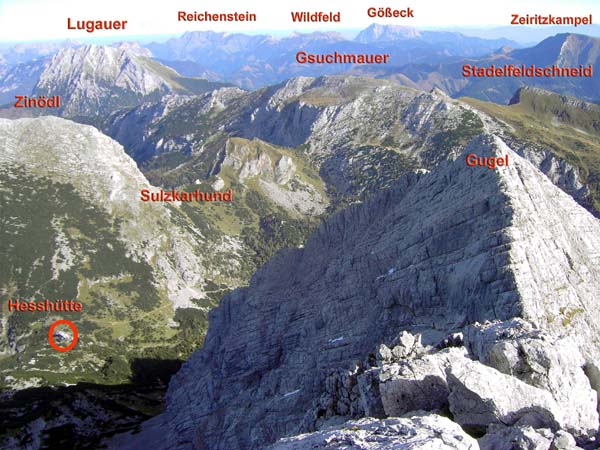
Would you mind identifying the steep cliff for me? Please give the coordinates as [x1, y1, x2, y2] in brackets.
[114, 134, 600, 449]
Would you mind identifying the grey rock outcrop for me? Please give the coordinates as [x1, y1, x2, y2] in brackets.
[447, 357, 562, 432]
[550, 431, 578, 450]
[32, 45, 226, 119]
[220, 137, 328, 216]
[267, 413, 479, 450]
[117, 133, 600, 449]
[584, 362, 600, 414]
[376, 347, 465, 417]
[478, 426, 554, 450]
[464, 321, 598, 439]
[516, 147, 589, 205]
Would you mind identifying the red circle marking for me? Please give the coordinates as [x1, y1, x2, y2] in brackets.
[48, 320, 79, 352]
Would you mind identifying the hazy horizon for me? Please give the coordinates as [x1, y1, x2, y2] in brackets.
[2, 23, 600, 48]
[1, 0, 599, 42]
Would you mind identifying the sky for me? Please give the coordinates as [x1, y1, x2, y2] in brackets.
[0, 0, 599, 42]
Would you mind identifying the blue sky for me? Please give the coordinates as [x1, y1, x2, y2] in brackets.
[1, 0, 599, 41]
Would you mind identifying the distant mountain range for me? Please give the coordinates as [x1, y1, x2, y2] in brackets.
[1, 24, 520, 93]
[99, 75, 600, 221]
[4, 39, 599, 211]
[0, 39, 81, 66]
[2, 27, 600, 112]
[147, 25, 519, 89]
[383, 33, 600, 104]
[447, 24, 600, 45]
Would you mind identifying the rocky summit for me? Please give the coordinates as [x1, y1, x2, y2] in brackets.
[0, 44, 228, 124]
[112, 133, 600, 449]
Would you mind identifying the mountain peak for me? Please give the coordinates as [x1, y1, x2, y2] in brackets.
[288, 30, 345, 41]
[29, 44, 227, 119]
[429, 87, 449, 98]
[112, 41, 153, 57]
[510, 32, 600, 67]
[179, 30, 230, 42]
[34, 45, 172, 116]
[355, 23, 421, 43]
[121, 132, 600, 449]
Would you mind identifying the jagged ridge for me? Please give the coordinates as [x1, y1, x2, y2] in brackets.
[116, 133, 600, 449]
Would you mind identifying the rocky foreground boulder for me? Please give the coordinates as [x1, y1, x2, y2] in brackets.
[267, 413, 479, 450]
[113, 134, 600, 449]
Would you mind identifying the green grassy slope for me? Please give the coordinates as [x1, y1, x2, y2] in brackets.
[0, 166, 207, 388]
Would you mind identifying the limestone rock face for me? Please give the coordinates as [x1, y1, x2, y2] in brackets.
[478, 426, 554, 450]
[584, 363, 600, 414]
[447, 358, 562, 432]
[32, 45, 226, 119]
[35, 46, 171, 117]
[464, 321, 598, 439]
[550, 431, 579, 450]
[220, 137, 328, 216]
[376, 348, 465, 417]
[266, 413, 480, 450]
[118, 133, 600, 449]
[515, 147, 589, 206]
